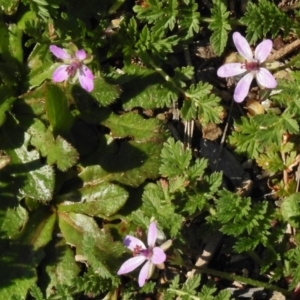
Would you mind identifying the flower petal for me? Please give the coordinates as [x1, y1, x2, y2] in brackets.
[52, 65, 69, 82]
[147, 222, 157, 247]
[256, 68, 277, 89]
[78, 65, 94, 92]
[76, 49, 87, 61]
[138, 260, 151, 287]
[254, 39, 272, 63]
[217, 63, 246, 77]
[49, 45, 71, 60]
[123, 235, 146, 251]
[232, 32, 253, 61]
[117, 256, 146, 275]
[234, 72, 254, 103]
[151, 247, 166, 264]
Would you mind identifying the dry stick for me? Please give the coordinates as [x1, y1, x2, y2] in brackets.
[183, 45, 195, 149]
[268, 39, 300, 62]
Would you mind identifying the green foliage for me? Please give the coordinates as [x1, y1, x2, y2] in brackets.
[0, 0, 299, 297]
[182, 82, 222, 124]
[133, 0, 200, 39]
[240, 0, 293, 44]
[208, 0, 231, 55]
[165, 275, 232, 299]
[281, 193, 300, 229]
[208, 190, 274, 252]
[0, 117, 55, 202]
[284, 247, 300, 290]
[57, 181, 128, 218]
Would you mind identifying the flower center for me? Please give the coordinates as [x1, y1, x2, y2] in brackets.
[132, 245, 143, 256]
[244, 60, 259, 72]
[132, 245, 153, 259]
[66, 61, 81, 77]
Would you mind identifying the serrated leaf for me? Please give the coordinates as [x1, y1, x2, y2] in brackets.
[160, 138, 192, 177]
[208, 0, 231, 55]
[88, 77, 121, 106]
[82, 231, 124, 276]
[229, 116, 261, 158]
[0, 117, 55, 201]
[182, 82, 222, 124]
[240, 0, 293, 44]
[281, 193, 300, 228]
[0, 203, 28, 238]
[102, 112, 165, 142]
[47, 136, 78, 170]
[29, 119, 78, 171]
[58, 212, 101, 254]
[140, 182, 183, 237]
[257, 152, 283, 173]
[57, 181, 128, 218]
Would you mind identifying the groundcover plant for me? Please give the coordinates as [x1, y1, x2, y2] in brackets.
[2, 0, 300, 299]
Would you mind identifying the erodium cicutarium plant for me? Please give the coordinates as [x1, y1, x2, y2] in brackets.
[217, 32, 277, 103]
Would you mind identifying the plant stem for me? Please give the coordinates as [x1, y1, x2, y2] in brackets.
[201, 17, 243, 26]
[274, 53, 300, 72]
[193, 266, 291, 297]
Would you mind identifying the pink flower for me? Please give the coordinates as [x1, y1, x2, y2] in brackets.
[117, 222, 166, 287]
[217, 32, 277, 103]
[49, 45, 94, 92]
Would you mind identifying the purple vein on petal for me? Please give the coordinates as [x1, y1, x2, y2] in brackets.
[234, 72, 254, 103]
[217, 63, 246, 78]
[256, 68, 277, 89]
[232, 32, 253, 61]
[117, 256, 146, 275]
[254, 40, 273, 63]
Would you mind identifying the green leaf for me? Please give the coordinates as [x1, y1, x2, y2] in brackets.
[208, 0, 231, 55]
[178, 2, 200, 38]
[0, 86, 16, 127]
[159, 137, 192, 177]
[57, 181, 128, 218]
[0, 20, 23, 63]
[281, 193, 300, 228]
[119, 65, 177, 109]
[182, 82, 222, 124]
[45, 83, 74, 136]
[229, 116, 262, 158]
[80, 134, 168, 187]
[82, 231, 124, 277]
[0, 117, 55, 202]
[0, 0, 20, 15]
[0, 203, 28, 238]
[29, 119, 78, 171]
[0, 209, 55, 299]
[240, 0, 293, 44]
[41, 239, 80, 297]
[139, 182, 183, 237]
[27, 43, 57, 88]
[16, 208, 56, 251]
[30, 285, 44, 300]
[58, 212, 101, 254]
[88, 76, 121, 107]
[102, 112, 165, 142]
